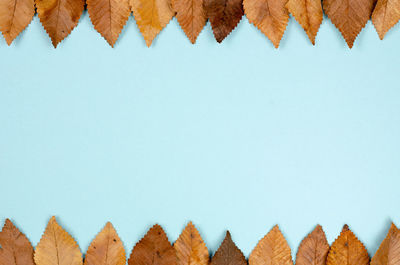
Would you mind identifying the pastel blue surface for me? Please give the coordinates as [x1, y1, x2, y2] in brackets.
[1, 12, 400, 260]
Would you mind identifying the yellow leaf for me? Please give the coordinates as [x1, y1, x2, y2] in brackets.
[371, 223, 400, 265]
[372, 0, 400, 39]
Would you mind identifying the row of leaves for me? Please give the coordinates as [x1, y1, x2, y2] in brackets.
[0, 0, 399, 48]
[1, 217, 399, 265]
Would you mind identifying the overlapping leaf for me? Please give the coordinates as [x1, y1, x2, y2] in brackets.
[371, 223, 400, 265]
[243, 0, 289, 48]
[211, 231, 246, 265]
[204, 0, 244, 43]
[372, 0, 400, 39]
[296, 225, 329, 265]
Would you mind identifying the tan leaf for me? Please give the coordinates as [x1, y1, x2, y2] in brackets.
[326, 225, 370, 265]
[243, 0, 289, 48]
[204, 0, 244, 43]
[0, 0, 35, 45]
[296, 225, 329, 265]
[34, 216, 82, 265]
[130, 0, 174, 47]
[371, 223, 400, 265]
[85, 222, 126, 265]
[171, 0, 206, 43]
[174, 222, 209, 265]
[0, 219, 35, 265]
[285, 0, 322, 44]
[211, 231, 246, 265]
[372, 0, 400, 39]
[323, 0, 374, 48]
[128, 224, 176, 265]
[249, 225, 293, 265]
[87, 0, 130, 47]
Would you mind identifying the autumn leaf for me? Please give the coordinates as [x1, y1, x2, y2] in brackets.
[285, 0, 322, 44]
[296, 225, 329, 265]
[87, 0, 130, 47]
[249, 225, 293, 265]
[211, 231, 246, 265]
[204, 0, 244, 43]
[85, 222, 126, 265]
[323, 0, 374, 48]
[371, 223, 400, 265]
[171, 0, 206, 43]
[128, 224, 176, 265]
[0, 219, 35, 265]
[0, 0, 35, 45]
[130, 0, 174, 47]
[243, 0, 289, 48]
[34, 216, 82, 265]
[327, 225, 369, 265]
[371, 0, 400, 39]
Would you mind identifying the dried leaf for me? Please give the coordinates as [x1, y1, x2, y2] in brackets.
[174, 222, 209, 265]
[171, 0, 206, 43]
[326, 225, 369, 265]
[211, 231, 246, 265]
[0, 0, 35, 45]
[87, 0, 130, 47]
[0, 219, 35, 265]
[243, 0, 289, 48]
[296, 225, 329, 265]
[34, 216, 82, 265]
[85, 222, 126, 265]
[249, 225, 293, 265]
[128, 224, 176, 265]
[285, 0, 322, 44]
[130, 0, 174, 47]
[371, 0, 400, 39]
[371, 223, 400, 265]
[323, 0, 374, 48]
[35, 0, 84, 47]
[204, 0, 244, 42]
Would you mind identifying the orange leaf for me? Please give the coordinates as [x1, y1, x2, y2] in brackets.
[285, 0, 322, 44]
[130, 0, 174, 47]
[0, 0, 35, 45]
[174, 222, 209, 265]
[211, 231, 246, 265]
[171, 0, 206, 43]
[85, 222, 126, 265]
[371, 223, 400, 265]
[327, 225, 369, 265]
[323, 0, 374, 48]
[34, 216, 82, 265]
[249, 225, 293, 265]
[243, 0, 289, 48]
[35, 0, 84, 47]
[372, 0, 400, 39]
[296, 225, 329, 265]
[87, 0, 130, 47]
[128, 224, 176, 265]
[0, 219, 35, 265]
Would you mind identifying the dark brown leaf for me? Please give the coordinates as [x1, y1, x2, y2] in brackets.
[211, 231, 246, 265]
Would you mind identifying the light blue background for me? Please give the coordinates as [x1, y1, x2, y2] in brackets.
[0, 11, 400, 260]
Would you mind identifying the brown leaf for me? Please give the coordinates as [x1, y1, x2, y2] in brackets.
[296, 225, 329, 265]
[204, 0, 244, 43]
[171, 0, 206, 43]
[211, 231, 246, 265]
[371, 0, 400, 39]
[371, 223, 400, 265]
[285, 0, 322, 44]
[0, 0, 35, 45]
[174, 222, 209, 265]
[249, 225, 293, 265]
[323, 0, 374, 48]
[130, 0, 174, 47]
[34, 216, 82, 265]
[326, 225, 370, 265]
[128, 224, 176, 265]
[85, 222, 126, 265]
[243, 0, 289, 48]
[36, 0, 84, 47]
[87, 0, 130, 47]
[0, 219, 35, 265]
